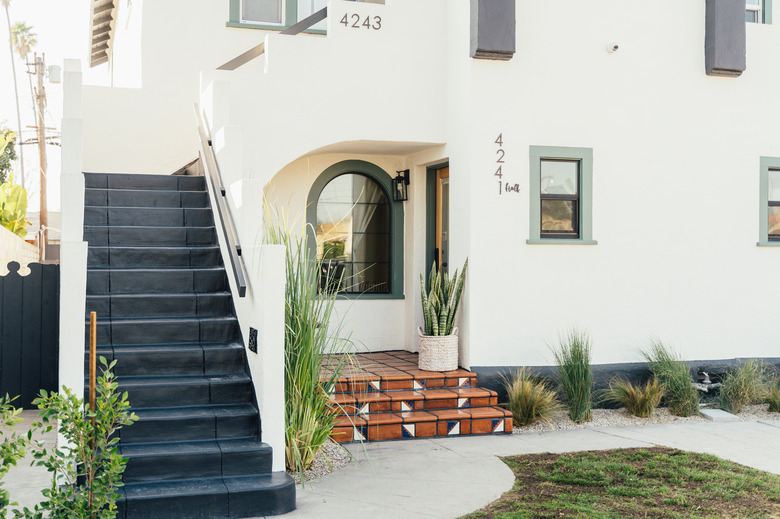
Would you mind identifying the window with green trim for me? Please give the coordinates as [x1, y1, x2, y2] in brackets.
[307, 160, 404, 298]
[528, 146, 596, 245]
[758, 157, 780, 246]
[746, 0, 773, 23]
[228, 0, 327, 31]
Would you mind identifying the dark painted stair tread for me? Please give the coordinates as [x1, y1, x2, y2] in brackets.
[84, 173, 205, 191]
[89, 343, 246, 376]
[86, 267, 228, 295]
[123, 403, 259, 444]
[85, 188, 209, 208]
[117, 373, 252, 407]
[84, 206, 214, 228]
[84, 225, 216, 247]
[87, 245, 222, 268]
[86, 292, 233, 319]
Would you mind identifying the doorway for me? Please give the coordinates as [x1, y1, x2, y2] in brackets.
[426, 164, 450, 276]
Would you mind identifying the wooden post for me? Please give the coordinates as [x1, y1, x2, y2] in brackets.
[34, 53, 48, 259]
[89, 311, 97, 448]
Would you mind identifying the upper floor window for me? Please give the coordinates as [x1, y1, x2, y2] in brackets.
[242, 0, 284, 25]
[746, 0, 762, 23]
[768, 170, 780, 240]
[230, 0, 329, 31]
[758, 157, 780, 246]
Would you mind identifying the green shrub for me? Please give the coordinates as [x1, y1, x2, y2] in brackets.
[552, 330, 593, 423]
[1, 395, 27, 518]
[602, 377, 664, 418]
[266, 221, 351, 479]
[642, 341, 699, 417]
[18, 357, 136, 519]
[719, 360, 770, 414]
[767, 382, 780, 413]
[502, 369, 562, 427]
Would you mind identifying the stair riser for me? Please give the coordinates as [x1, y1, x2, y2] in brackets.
[121, 380, 252, 408]
[85, 207, 214, 228]
[84, 173, 205, 191]
[87, 269, 227, 295]
[122, 446, 271, 482]
[85, 189, 209, 208]
[84, 320, 239, 346]
[123, 493, 226, 519]
[86, 294, 233, 319]
[88, 247, 222, 268]
[87, 346, 246, 376]
[84, 226, 216, 247]
[121, 414, 258, 444]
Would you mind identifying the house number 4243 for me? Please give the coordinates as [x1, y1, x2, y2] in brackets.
[340, 14, 382, 30]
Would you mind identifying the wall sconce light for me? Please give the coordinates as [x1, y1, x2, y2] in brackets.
[393, 169, 410, 202]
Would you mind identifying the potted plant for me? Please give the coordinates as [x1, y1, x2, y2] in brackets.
[418, 258, 468, 371]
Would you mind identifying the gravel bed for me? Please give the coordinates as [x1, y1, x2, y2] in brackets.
[512, 404, 779, 434]
[288, 439, 352, 484]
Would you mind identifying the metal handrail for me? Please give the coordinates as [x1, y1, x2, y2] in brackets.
[194, 103, 248, 297]
[217, 7, 327, 71]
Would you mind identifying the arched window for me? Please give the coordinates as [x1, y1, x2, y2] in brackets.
[307, 160, 404, 298]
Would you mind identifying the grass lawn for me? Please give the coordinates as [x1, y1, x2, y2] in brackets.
[463, 447, 780, 519]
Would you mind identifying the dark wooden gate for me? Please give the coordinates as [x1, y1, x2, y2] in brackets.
[0, 261, 60, 408]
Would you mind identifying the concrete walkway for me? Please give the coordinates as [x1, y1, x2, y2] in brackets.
[5, 413, 780, 518]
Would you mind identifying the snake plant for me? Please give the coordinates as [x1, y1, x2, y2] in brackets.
[420, 258, 468, 336]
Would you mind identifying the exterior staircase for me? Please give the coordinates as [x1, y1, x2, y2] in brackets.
[83, 173, 295, 518]
[323, 351, 512, 442]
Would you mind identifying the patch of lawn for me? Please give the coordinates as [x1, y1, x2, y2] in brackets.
[462, 447, 780, 519]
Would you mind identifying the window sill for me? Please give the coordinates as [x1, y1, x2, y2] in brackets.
[334, 293, 405, 301]
[757, 241, 780, 247]
[226, 21, 326, 34]
[526, 239, 598, 245]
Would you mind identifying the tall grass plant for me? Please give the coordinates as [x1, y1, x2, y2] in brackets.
[266, 216, 351, 479]
[719, 360, 771, 414]
[502, 369, 562, 427]
[601, 377, 664, 418]
[642, 340, 699, 417]
[552, 330, 593, 423]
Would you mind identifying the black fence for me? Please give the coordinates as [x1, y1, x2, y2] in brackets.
[0, 261, 60, 408]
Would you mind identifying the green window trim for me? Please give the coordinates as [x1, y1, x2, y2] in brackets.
[227, 0, 326, 34]
[765, 0, 773, 24]
[758, 156, 780, 246]
[528, 145, 596, 245]
[306, 160, 405, 299]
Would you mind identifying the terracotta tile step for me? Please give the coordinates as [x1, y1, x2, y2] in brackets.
[330, 407, 512, 442]
[327, 387, 498, 415]
[322, 369, 477, 393]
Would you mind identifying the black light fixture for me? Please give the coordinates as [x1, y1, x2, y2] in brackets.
[393, 169, 410, 202]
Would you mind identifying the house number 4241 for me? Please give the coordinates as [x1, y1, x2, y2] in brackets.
[340, 14, 382, 30]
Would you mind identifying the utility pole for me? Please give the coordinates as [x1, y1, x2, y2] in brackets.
[33, 52, 47, 259]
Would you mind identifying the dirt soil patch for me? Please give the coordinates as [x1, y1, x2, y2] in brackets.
[463, 447, 780, 519]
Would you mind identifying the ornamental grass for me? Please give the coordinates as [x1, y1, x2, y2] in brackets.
[552, 330, 593, 423]
[642, 340, 699, 417]
[601, 377, 664, 418]
[719, 360, 771, 414]
[502, 368, 562, 427]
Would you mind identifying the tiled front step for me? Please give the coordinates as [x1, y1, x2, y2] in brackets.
[120, 437, 273, 483]
[119, 472, 295, 519]
[84, 206, 214, 227]
[86, 293, 233, 319]
[88, 246, 222, 268]
[122, 403, 259, 444]
[84, 317, 239, 345]
[85, 188, 209, 208]
[87, 343, 245, 376]
[84, 172, 205, 191]
[84, 225, 216, 247]
[331, 407, 512, 442]
[333, 368, 476, 393]
[87, 267, 227, 295]
[330, 386, 498, 415]
[116, 373, 252, 408]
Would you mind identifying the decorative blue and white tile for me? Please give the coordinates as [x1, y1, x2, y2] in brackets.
[458, 398, 470, 408]
[458, 377, 470, 387]
[491, 419, 504, 433]
[413, 380, 425, 390]
[447, 421, 460, 435]
[402, 424, 415, 438]
[367, 380, 381, 392]
[353, 426, 367, 442]
[357, 402, 370, 415]
[401, 401, 414, 412]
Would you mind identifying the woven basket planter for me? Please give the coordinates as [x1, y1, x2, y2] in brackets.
[418, 327, 459, 371]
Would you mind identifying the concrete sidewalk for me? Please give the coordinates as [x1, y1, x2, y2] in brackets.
[5, 414, 780, 518]
[285, 419, 780, 519]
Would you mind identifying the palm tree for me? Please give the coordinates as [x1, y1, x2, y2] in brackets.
[1, 0, 24, 186]
[11, 22, 37, 144]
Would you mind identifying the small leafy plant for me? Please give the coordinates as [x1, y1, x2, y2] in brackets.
[420, 259, 468, 336]
[602, 377, 664, 418]
[552, 330, 593, 423]
[719, 360, 771, 414]
[0, 178, 28, 238]
[642, 340, 699, 417]
[17, 357, 136, 519]
[1, 395, 28, 518]
[502, 369, 562, 427]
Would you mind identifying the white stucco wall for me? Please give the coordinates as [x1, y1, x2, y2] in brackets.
[0, 227, 38, 276]
[85, 0, 780, 367]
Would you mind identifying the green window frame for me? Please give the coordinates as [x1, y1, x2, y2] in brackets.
[306, 160, 405, 299]
[227, 0, 326, 33]
[758, 156, 780, 246]
[528, 146, 596, 245]
[746, 0, 774, 23]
